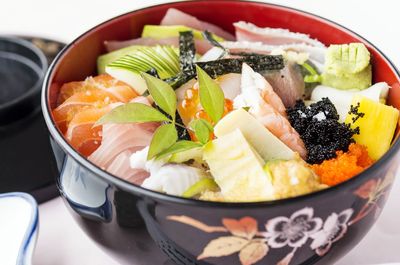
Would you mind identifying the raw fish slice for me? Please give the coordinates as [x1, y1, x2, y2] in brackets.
[65, 106, 112, 156]
[107, 151, 149, 185]
[53, 89, 117, 133]
[253, 102, 307, 159]
[160, 8, 235, 40]
[105, 37, 212, 54]
[58, 74, 137, 104]
[88, 96, 158, 168]
[215, 73, 242, 100]
[234, 21, 325, 47]
[88, 123, 157, 169]
[238, 63, 286, 116]
[222, 41, 326, 66]
[85, 75, 138, 102]
[263, 63, 306, 108]
[234, 64, 306, 158]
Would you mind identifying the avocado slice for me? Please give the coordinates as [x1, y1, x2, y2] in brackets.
[105, 45, 180, 94]
[97, 45, 146, 74]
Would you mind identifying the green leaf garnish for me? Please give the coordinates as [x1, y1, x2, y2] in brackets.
[196, 65, 225, 123]
[148, 123, 178, 160]
[157, 140, 202, 159]
[96, 103, 170, 125]
[190, 119, 213, 144]
[142, 72, 177, 120]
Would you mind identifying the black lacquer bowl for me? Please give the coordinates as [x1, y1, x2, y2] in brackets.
[41, 1, 400, 264]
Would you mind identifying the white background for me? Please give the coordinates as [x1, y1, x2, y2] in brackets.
[1, 1, 400, 264]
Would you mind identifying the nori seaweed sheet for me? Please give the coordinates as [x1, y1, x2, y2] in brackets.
[196, 55, 284, 78]
[179, 31, 196, 76]
[165, 30, 284, 88]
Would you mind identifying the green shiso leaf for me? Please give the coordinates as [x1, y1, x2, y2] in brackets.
[196, 65, 225, 123]
[96, 103, 170, 126]
[190, 118, 213, 144]
[142, 73, 177, 120]
[156, 140, 202, 159]
[148, 123, 178, 160]
[182, 178, 219, 198]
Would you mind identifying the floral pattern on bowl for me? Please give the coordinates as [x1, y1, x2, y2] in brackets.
[167, 172, 394, 265]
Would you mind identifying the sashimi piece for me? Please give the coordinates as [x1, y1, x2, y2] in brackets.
[215, 73, 242, 100]
[104, 37, 212, 54]
[107, 150, 149, 185]
[53, 89, 117, 133]
[234, 21, 325, 47]
[88, 122, 158, 169]
[65, 106, 112, 156]
[87, 75, 138, 102]
[88, 97, 158, 168]
[58, 74, 137, 104]
[234, 64, 306, 158]
[222, 41, 326, 66]
[235, 63, 286, 116]
[263, 63, 306, 108]
[160, 8, 235, 41]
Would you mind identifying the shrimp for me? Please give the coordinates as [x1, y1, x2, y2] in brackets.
[234, 63, 307, 159]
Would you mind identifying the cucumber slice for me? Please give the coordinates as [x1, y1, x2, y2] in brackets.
[105, 45, 180, 94]
[97, 45, 146, 74]
[142, 25, 224, 42]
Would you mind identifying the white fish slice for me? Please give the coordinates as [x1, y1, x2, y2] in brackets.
[222, 40, 326, 66]
[161, 8, 235, 41]
[234, 21, 326, 47]
[107, 150, 149, 185]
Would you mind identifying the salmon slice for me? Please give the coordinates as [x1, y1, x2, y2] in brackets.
[234, 63, 307, 158]
[53, 89, 117, 133]
[65, 106, 112, 156]
[58, 74, 138, 104]
[54, 75, 138, 133]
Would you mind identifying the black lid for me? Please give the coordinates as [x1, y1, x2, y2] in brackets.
[0, 37, 48, 125]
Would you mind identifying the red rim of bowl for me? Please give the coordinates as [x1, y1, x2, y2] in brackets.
[41, 0, 400, 208]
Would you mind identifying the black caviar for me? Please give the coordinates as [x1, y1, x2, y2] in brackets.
[287, 98, 359, 164]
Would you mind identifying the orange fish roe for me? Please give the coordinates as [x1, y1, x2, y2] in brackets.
[311, 143, 374, 186]
[179, 83, 233, 142]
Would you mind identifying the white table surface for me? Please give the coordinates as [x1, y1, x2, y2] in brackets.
[2, 1, 400, 264]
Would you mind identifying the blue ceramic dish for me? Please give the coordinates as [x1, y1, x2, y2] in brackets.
[42, 1, 400, 265]
[0, 192, 39, 265]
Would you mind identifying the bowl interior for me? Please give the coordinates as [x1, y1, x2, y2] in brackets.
[44, 0, 400, 199]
